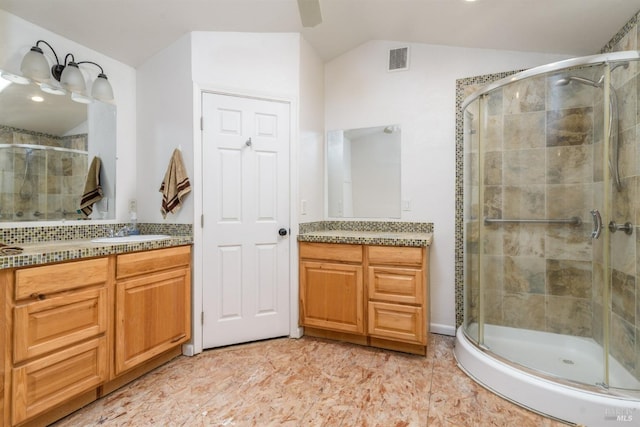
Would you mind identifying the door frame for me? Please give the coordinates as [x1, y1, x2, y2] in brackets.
[186, 84, 302, 356]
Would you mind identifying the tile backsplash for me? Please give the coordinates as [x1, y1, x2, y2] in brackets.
[0, 223, 192, 245]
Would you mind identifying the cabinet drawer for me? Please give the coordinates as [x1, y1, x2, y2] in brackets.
[368, 302, 424, 345]
[368, 266, 423, 304]
[367, 246, 423, 267]
[12, 336, 107, 425]
[14, 257, 108, 300]
[14, 287, 108, 363]
[299, 242, 362, 263]
[116, 245, 191, 279]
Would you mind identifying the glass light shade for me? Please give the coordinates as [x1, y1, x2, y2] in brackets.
[1, 71, 30, 85]
[71, 92, 92, 104]
[40, 82, 67, 95]
[20, 47, 51, 82]
[91, 74, 114, 101]
[60, 62, 86, 92]
[0, 77, 11, 93]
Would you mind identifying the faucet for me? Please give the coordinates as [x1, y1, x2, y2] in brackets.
[106, 225, 130, 237]
[114, 225, 131, 237]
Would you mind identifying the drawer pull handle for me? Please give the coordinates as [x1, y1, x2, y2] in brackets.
[30, 293, 46, 300]
[170, 334, 187, 343]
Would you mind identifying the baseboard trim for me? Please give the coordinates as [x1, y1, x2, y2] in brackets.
[430, 323, 456, 336]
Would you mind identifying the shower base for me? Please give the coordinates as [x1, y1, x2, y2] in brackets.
[454, 325, 640, 425]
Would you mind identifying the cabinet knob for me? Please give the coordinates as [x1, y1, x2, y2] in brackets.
[30, 293, 46, 300]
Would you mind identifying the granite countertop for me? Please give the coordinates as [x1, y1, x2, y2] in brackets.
[0, 235, 193, 269]
[297, 230, 433, 247]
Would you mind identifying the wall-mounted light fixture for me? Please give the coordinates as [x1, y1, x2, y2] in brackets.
[19, 40, 114, 102]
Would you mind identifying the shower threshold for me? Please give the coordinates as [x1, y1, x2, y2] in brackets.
[455, 325, 640, 426]
[466, 323, 640, 389]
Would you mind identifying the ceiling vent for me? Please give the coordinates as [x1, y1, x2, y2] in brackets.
[388, 47, 409, 72]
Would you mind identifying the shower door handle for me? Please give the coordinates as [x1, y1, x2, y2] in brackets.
[590, 209, 602, 239]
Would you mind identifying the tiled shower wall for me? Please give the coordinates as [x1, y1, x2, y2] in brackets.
[465, 70, 605, 335]
[0, 125, 88, 221]
[456, 9, 640, 381]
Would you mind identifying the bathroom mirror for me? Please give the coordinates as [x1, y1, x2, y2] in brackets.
[0, 71, 116, 222]
[327, 124, 401, 218]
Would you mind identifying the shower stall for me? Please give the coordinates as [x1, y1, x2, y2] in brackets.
[457, 51, 640, 425]
[0, 143, 88, 221]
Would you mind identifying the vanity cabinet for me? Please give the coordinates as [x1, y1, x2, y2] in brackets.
[9, 258, 111, 425]
[299, 242, 429, 355]
[1, 245, 192, 427]
[299, 243, 364, 334]
[114, 246, 191, 375]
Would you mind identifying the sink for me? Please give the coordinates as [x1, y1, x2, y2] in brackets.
[91, 234, 171, 244]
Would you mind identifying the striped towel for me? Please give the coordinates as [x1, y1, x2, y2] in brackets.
[159, 148, 191, 218]
[80, 156, 104, 217]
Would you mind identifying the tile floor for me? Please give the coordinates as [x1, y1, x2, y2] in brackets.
[53, 334, 569, 426]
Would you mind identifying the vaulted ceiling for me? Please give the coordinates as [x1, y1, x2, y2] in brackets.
[1, 0, 639, 67]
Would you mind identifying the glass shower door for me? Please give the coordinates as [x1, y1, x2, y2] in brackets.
[605, 58, 640, 395]
[472, 63, 610, 388]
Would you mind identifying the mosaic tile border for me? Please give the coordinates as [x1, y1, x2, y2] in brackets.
[454, 70, 520, 329]
[0, 124, 88, 150]
[297, 231, 432, 247]
[299, 221, 433, 234]
[600, 10, 639, 53]
[0, 236, 193, 269]
[0, 223, 192, 245]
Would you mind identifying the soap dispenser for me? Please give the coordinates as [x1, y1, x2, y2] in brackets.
[129, 212, 140, 235]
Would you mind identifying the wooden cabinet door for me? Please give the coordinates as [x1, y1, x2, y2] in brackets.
[300, 261, 364, 334]
[12, 337, 107, 425]
[115, 267, 191, 375]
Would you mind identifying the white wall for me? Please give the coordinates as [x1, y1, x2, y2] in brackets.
[298, 37, 325, 222]
[136, 33, 193, 224]
[191, 32, 300, 98]
[325, 40, 573, 334]
[0, 9, 137, 222]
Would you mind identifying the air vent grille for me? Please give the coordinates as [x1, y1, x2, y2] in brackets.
[388, 47, 409, 71]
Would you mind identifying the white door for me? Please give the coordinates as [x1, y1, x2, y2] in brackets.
[201, 92, 290, 348]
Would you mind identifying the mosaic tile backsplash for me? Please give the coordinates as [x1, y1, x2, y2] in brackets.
[0, 223, 192, 246]
[299, 220, 433, 234]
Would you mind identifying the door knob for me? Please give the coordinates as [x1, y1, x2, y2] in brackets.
[278, 228, 288, 236]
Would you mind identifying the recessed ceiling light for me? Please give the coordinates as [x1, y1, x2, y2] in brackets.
[31, 95, 44, 102]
